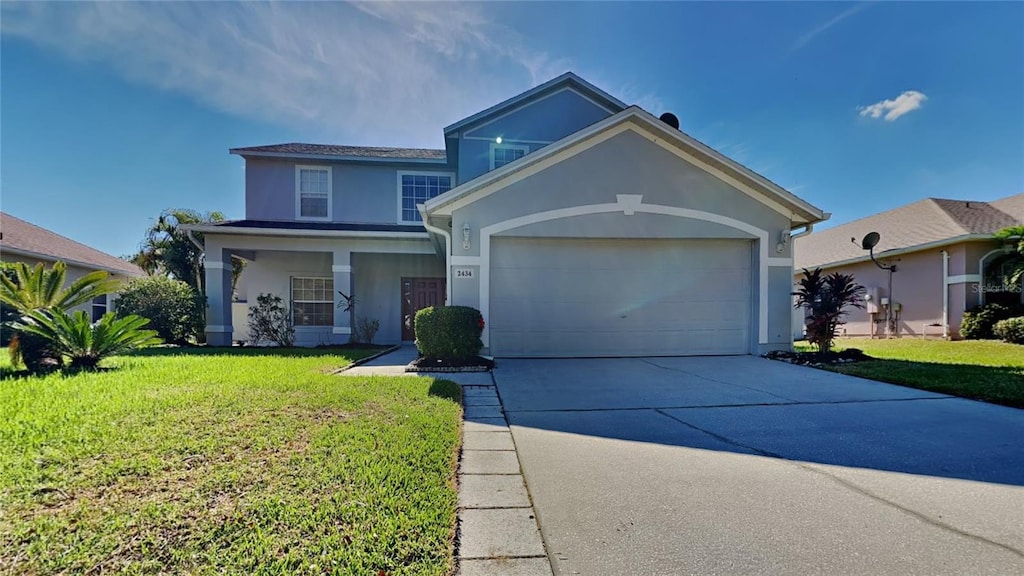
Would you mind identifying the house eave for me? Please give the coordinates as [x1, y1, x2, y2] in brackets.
[796, 233, 996, 272]
[442, 72, 628, 136]
[426, 107, 826, 224]
[184, 224, 431, 241]
[0, 247, 144, 277]
[229, 150, 448, 165]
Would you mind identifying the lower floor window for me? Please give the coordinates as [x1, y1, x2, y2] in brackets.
[291, 277, 334, 326]
[91, 295, 107, 322]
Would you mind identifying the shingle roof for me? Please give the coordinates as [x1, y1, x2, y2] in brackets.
[211, 220, 426, 233]
[0, 212, 144, 276]
[794, 193, 1024, 270]
[230, 143, 447, 161]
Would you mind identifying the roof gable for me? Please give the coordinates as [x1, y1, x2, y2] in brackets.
[793, 193, 1024, 270]
[0, 212, 144, 276]
[426, 106, 825, 226]
[443, 72, 627, 136]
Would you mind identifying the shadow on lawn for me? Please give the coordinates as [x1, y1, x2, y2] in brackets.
[130, 344, 388, 360]
[830, 358, 1024, 409]
[427, 379, 462, 403]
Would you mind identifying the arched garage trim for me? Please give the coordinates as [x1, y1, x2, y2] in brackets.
[476, 194, 773, 350]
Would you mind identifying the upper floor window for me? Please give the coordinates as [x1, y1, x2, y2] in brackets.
[490, 143, 529, 170]
[296, 166, 332, 220]
[399, 172, 453, 223]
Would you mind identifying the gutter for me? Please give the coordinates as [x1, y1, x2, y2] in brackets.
[0, 246, 144, 278]
[796, 233, 995, 272]
[418, 205, 452, 303]
[187, 229, 205, 252]
[183, 224, 430, 240]
[941, 250, 950, 338]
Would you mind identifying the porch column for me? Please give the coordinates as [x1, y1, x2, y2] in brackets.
[204, 249, 233, 346]
[332, 250, 353, 344]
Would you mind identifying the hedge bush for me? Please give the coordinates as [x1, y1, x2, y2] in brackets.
[993, 316, 1024, 344]
[116, 276, 205, 344]
[959, 303, 1024, 340]
[415, 306, 483, 361]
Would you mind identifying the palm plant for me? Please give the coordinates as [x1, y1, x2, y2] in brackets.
[793, 268, 866, 353]
[13, 309, 162, 370]
[993, 225, 1024, 285]
[0, 261, 119, 371]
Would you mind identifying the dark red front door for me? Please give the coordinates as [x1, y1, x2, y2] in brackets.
[402, 277, 446, 340]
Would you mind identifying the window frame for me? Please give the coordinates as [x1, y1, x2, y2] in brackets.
[488, 143, 530, 171]
[290, 276, 334, 327]
[91, 294, 108, 323]
[396, 170, 456, 224]
[295, 165, 333, 221]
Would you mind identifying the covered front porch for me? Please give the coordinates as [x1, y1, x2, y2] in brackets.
[202, 233, 445, 347]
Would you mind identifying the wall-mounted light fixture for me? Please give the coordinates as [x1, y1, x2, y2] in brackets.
[462, 222, 472, 251]
[495, 136, 503, 144]
[776, 230, 790, 254]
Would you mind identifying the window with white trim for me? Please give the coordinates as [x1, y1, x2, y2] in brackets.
[400, 172, 453, 223]
[490, 144, 529, 170]
[91, 295, 107, 322]
[296, 166, 331, 220]
[291, 277, 334, 326]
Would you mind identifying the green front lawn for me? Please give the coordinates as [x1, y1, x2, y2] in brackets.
[0, 348, 462, 575]
[798, 338, 1024, 408]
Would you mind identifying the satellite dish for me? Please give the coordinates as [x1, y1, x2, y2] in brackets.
[861, 231, 880, 250]
[659, 112, 680, 130]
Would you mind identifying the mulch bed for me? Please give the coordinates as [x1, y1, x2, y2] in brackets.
[406, 356, 495, 373]
[763, 348, 872, 366]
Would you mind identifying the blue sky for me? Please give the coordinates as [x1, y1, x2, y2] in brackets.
[2, 1, 1022, 258]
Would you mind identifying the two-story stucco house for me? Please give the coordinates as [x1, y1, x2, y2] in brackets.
[188, 73, 827, 356]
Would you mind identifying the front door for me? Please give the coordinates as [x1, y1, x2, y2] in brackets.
[402, 277, 446, 340]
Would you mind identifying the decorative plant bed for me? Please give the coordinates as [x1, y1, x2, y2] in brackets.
[763, 348, 871, 366]
[405, 356, 495, 373]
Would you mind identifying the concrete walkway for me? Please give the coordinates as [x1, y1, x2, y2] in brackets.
[495, 356, 1024, 576]
[337, 346, 552, 574]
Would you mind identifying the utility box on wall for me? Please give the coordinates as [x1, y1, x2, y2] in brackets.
[864, 287, 881, 314]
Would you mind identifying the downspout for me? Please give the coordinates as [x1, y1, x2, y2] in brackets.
[187, 228, 207, 295]
[418, 206, 452, 304]
[790, 223, 815, 240]
[941, 250, 949, 338]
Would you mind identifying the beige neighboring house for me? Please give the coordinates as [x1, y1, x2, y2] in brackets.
[0, 212, 145, 319]
[793, 193, 1024, 339]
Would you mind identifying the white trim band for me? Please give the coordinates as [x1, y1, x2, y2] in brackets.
[206, 325, 232, 332]
[332, 265, 352, 273]
[332, 327, 352, 335]
[767, 257, 793, 267]
[205, 261, 228, 270]
[947, 274, 981, 284]
[451, 256, 482, 265]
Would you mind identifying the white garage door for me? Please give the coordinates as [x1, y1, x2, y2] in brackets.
[489, 237, 752, 357]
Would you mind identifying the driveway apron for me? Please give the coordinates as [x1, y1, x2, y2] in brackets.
[494, 355, 1024, 576]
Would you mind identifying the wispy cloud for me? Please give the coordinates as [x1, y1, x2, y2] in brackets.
[0, 1, 574, 147]
[859, 91, 928, 121]
[792, 2, 870, 51]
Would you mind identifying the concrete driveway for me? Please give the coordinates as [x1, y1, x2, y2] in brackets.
[491, 356, 1024, 576]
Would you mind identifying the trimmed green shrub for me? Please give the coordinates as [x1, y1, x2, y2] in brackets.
[960, 303, 1024, 340]
[13, 309, 162, 370]
[415, 306, 483, 361]
[993, 316, 1024, 344]
[116, 276, 205, 344]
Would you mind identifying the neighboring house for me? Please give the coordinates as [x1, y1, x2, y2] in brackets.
[188, 72, 826, 356]
[793, 193, 1024, 339]
[0, 212, 145, 318]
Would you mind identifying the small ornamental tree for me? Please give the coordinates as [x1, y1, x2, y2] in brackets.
[116, 276, 205, 344]
[247, 293, 294, 347]
[793, 268, 866, 353]
[414, 306, 484, 362]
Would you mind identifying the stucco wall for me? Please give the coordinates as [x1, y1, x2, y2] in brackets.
[797, 241, 1000, 339]
[449, 128, 795, 353]
[244, 158, 454, 224]
[352, 253, 445, 344]
[457, 88, 615, 184]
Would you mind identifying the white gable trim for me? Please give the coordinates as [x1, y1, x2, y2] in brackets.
[462, 86, 620, 138]
[475, 195, 771, 350]
[427, 109, 823, 224]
